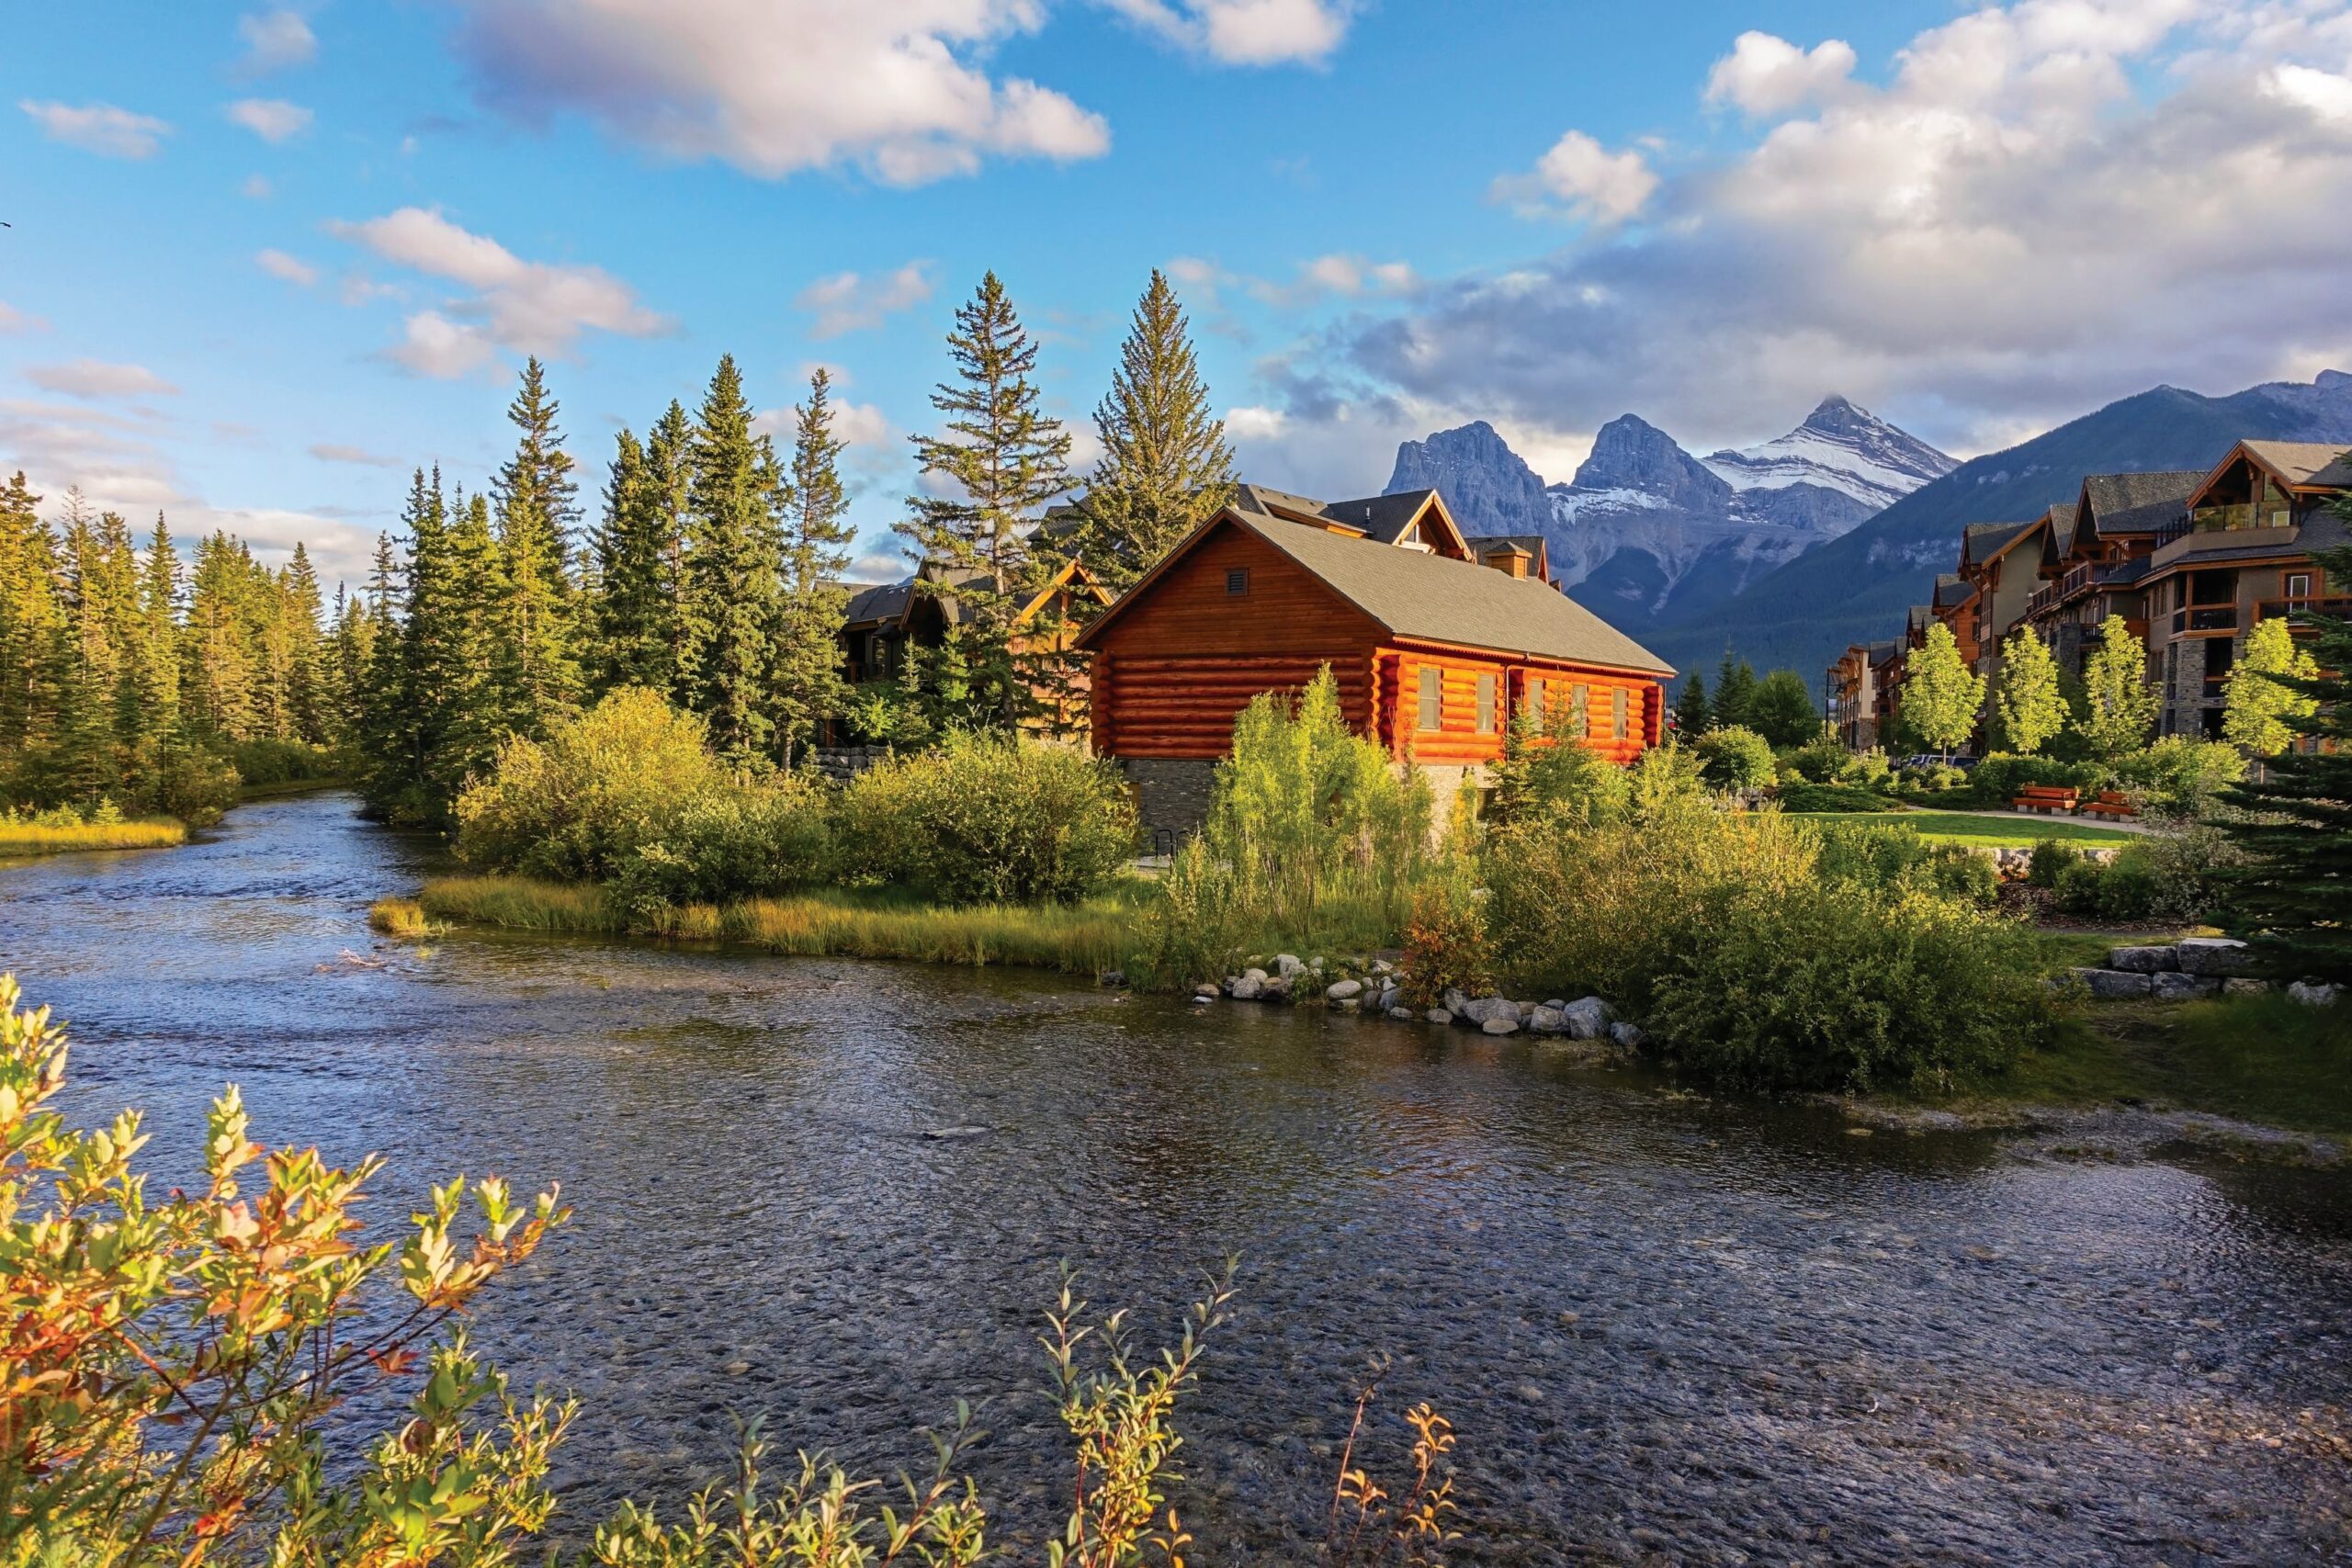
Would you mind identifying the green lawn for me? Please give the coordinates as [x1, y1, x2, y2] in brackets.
[1788, 810, 2140, 848]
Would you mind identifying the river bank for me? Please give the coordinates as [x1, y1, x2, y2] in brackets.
[0, 814, 186, 856]
[11, 788, 2352, 1562]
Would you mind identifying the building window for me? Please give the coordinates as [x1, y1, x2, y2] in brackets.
[1417, 666, 1442, 732]
[1571, 683, 1590, 734]
[1527, 677, 1546, 719]
[2287, 571, 2312, 601]
[1476, 672, 1498, 734]
[1225, 568, 1250, 597]
[1611, 687, 1629, 740]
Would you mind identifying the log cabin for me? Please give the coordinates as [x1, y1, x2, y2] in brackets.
[1075, 483, 1674, 839]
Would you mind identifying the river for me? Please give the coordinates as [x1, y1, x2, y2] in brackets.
[4, 791, 2348, 1563]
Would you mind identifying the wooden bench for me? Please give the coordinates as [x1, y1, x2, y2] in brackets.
[2078, 790, 2137, 820]
[2013, 785, 2080, 815]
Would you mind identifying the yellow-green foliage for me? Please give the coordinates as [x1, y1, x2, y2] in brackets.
[0, 804, 185, 856]
[413, 874, 620, 933]
[367, 897, 442, 938]
[835, 731, 1138, 906]
[455, 688, 831, 908]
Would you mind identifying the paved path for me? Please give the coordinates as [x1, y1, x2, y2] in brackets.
[1928, 807, 2162, 837]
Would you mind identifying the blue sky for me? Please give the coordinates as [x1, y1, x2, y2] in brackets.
[6, 1, 2351, 591]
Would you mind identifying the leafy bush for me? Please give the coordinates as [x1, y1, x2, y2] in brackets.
[1647, 882, 2051, 1091]
[227, 737, 341, 787]
[1398, 874, 1493, 1010]
[157, 745, 242, 826]
[1695, 725, 1775, 790]
[1490, 711, 1631, 827]
[1922, 843, 1999, 906]
[2112, 737, 2245, 819]
[2053, 828, 2243, 924]
[1814, 820, 1996, 906]
[2028, 838, 2082, 888]
[1776, 780, 1903, 813]
[1842, 748, 1894, 788]
[605, 783, 833, 919]
[837, 731, 1137, 905]
[1781, 732, 1850, 784]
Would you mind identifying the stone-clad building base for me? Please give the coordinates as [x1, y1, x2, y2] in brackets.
[1119, 756, 1490, 850]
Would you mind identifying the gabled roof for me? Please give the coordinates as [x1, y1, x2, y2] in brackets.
[1960, 521, 2032, 568]
[2041, 502, 2080, 558]
[1467, 533, 1553, 581]
[2077, 470, 2200, 539]
[1079, 498, 1673, 675]
[2241, 441, 2352, 491]
[1229, 483, 1471, 556]
[842, 581, 912, 628]
[1932, 572, 1974, 609]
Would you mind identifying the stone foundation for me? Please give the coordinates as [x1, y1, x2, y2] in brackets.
[811, 744, 893, 783]
[1120, 758, 1218, 851]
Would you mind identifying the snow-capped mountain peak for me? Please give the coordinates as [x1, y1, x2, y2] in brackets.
[1702, 396, 1958, 510]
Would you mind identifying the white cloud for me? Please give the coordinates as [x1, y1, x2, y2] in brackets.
[1247, 253, 1418, 308]
[0, 303, 46, 334]
[329, 207, 672, 374]
[796, 263, 935, 338]
[24, 361, 181, 400]
[227, 97, 314, 142]
[242, 174, 275, 199]
[256, 248, 321, 287]
[18, 100, 171, 159]
[1305, 0, 2352, 463]
[1102, 0, 1353, 65]
[238, 9, 318, 73]
[451, 0, 1110, 184]
[310, 442, 401, 468]
[1492, 130, 1658, 223]
[1704, 32, 1858, 118]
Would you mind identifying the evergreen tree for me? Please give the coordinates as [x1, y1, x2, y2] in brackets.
[486, 357, 582, 737]
[1077, 269, 1235, 591]
[0, 473, 64, 764]
[353, 534, 412, 814]
[679, 354, 785, 764]
[1992, 625, 2064, 755]
[133, 513, 182, 742]
[184, 532, 256, 743]
[2220, 532, 2352, 983]
[771, 367, 855, 767]
[1746, 671, 1820, 749]
[432, 491, 510, 805]
[899, 272, 1074, 728]
[592, 428, 681, 696]
[2222, 615, 2318, 757]
[282, 542, 327, 743]
[1673, 671, 1708, 738]
[1898, 623, 1984, 761]
[1710, 653, 1757, 733]
[2075, 616, 2160, 760]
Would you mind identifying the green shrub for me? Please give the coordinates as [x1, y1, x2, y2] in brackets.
[606, 783, 833, 920]
[227, 737, 340, 787]
[1920, 843, 1999, 907]
[2056, 853, 2159, 921]
[1695, 725, 1775, 790]
[837, 732, 1137, 906]
[1841, 748, 1893, 788]
[1815, 820, 1931, 886]
[1777, 780, 1903, 813]
[1647, 882, 2050, 1091]
[2112, 737, 2245, 818]
[1398, 873, 1492, 1010]
[2028, 838, 2082, 888]
[158, 747, 241, 827]
[1782, 732, 1850, 784]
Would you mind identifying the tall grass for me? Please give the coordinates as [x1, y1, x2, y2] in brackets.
[0, 818, 187, 857]
[390, 874, 1153, 975]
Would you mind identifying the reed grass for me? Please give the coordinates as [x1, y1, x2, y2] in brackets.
[391, 874, 1158, 975]
[0, 818, 187, 857]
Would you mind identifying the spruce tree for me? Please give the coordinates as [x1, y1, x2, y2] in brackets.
[770, 367, 855, 767]
[0, 473, 64, 761]
[353, 534, 413, 817]
[487, 357, 582, 737]
[679, 354, 784, 764]
[133, 514, 182, 739]
[282, 542, 327, 743]
[2221, 533, 2352, 983]
[1992, 625, 2064, 755]
[1747, 671, 1820, 749]
[433, 491, 510, 805]
[899, 272, 1074, 729]
[1711, 653, 1757, 733]
[1078, 269, 1235, 592]
[1673, 670, 1708, 738]
[593, 428, 681, 696]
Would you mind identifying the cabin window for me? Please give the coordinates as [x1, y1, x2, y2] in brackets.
[2288, 571, 2312, 601]
[1611, 687, 1629, 740]
[1526, 677, 1546, 719]
[1417, 666, 1442, 732]
[1570, 683, 1589, 734]
[1476, 672, 1498, 734]
[1225, 568, 1250, 597]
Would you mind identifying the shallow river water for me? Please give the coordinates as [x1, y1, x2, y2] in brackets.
[4, 792, 2349, 1564]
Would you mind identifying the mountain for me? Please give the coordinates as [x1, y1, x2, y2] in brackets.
[1385, 399, 1954, 636]
[1641, 370, 2352, 684]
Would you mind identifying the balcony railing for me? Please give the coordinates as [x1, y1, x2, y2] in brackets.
[2256, 595, 2352, 624]
[2171, 605, 2238, 635]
